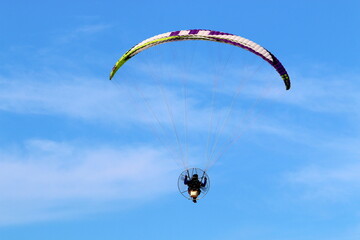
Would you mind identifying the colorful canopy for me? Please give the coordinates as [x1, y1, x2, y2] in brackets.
[110, 29, 290, 90]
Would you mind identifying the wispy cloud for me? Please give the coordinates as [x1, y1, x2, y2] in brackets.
[0, 73, 142, 124]
[2, 61, 359, 154]
[56, 24, 111, 43]
[0, 139, 177, 225]
[0, 68, 295, 169]
[134, 59, 360, 116]
[285, 162, 360, 201]
[0, 69, 282, 135]
[267, 71, 360, 115]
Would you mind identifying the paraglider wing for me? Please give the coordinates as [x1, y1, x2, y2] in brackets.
[109, 29, 290, 90]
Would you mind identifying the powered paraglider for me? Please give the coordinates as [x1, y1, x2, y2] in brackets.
[109, 29, 291, 203]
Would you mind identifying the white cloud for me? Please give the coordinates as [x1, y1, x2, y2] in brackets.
[286, 163, 360, 201]
[0, 69, 287, 139]
[134, 59, 360, 119]
[56, 23, 111, 43]
[0, 139, 178, 225]
[0, 73, 144, 124]
[3, 64, 358, 167]
[267, 72, 360, 115]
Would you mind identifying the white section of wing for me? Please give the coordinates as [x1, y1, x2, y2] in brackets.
[126, 30, 274, 63]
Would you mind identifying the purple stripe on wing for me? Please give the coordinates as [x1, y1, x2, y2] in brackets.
[170, 31, 180, 36]
[189, 29, 200, 34]
[208, 30, 232, 35]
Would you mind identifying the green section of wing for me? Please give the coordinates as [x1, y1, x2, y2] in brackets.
[109, 35, 212, 80]
[110, 36, 182, 80]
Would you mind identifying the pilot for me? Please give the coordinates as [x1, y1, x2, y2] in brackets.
[184, 174, 207, 203]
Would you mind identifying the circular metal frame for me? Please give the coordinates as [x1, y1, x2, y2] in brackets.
[177, 168, 210, 201]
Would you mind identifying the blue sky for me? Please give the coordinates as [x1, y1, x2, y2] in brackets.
[1, 0, 360, 239]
